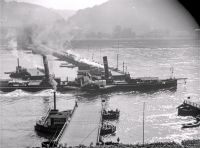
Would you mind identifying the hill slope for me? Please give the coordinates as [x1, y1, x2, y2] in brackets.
[68, 0, 197, 36]
[1, 0, 73, 50]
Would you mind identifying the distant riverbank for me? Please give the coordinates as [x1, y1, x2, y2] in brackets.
[71, 38, 197, 49]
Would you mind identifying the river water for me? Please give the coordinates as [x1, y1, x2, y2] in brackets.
[0, 46, 200, 148]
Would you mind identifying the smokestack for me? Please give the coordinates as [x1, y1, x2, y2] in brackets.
[103, 56, 109, 79]
[42, 55, 50, 79]
[53, 91, 56, 110]
[17, 58, 19, 67]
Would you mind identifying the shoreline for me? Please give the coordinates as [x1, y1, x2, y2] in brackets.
[34, 139, 200, 148]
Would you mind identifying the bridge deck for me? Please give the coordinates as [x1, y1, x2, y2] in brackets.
[58, 101, 102, 146]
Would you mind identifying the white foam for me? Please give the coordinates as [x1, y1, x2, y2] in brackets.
[65, 50, 104, 68]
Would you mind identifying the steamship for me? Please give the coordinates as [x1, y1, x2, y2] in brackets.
[0, 53, 185, 93]
[0, 56, 77, 92]
[77, 56, 185, 92]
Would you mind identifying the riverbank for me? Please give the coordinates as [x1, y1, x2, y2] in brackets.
[32, 139, 200, 148]
[70, 38, 196, 48]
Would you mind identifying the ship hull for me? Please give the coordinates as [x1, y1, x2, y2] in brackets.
[0, 86, 52, 93]
[0, 79, 177, 93]
[114, 79, 177, 91]
[82, 79, 177, 93]
[35, 123, 63, 134]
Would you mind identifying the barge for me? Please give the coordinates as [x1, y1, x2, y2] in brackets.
[35, 92, 74, 135]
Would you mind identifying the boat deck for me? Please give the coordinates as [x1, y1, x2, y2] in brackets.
[58, 101, 102, 146]
[184, 100, 200, 110]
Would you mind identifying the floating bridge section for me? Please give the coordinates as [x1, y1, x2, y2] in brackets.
[56, 101, 102, 146]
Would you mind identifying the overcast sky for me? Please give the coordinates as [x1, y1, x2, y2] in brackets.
[9, 0, 109, 10]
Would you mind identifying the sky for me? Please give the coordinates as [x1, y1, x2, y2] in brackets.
[10, 0, 109, 10]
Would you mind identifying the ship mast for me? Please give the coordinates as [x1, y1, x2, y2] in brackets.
[53, 91, 56, 110]
[142, 102, 145, 145]
[17, 58, 20, 67]
[116, 40, 119, 70]
[170, 66, 174, 79]
[123, 61, 125, 73]
[117, 54, 119, 70]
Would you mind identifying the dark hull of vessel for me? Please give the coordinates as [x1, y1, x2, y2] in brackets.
[102, 113, 119, 120]
[82, 79, 177, 93]
[178, 105, 200, 117]
[0, 86, 52, 93]
[35, 109, 72, 136]
[182, 122, 200, 128]
[57, 85, 80, 92]
[0, 84, 79, 93]
[35, 124, 63, 134]
[100, 127, 116, 136]
[114, 79, 177, 91]
[0, 79, 177, 93]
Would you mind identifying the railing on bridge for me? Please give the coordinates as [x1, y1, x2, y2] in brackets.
[55, 104, 78, 143]
[57, 101, 102, 147]
[96, 106, 103, 145]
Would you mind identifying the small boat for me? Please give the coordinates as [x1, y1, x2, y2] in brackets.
[102, 109, 120, 120]
[5, 58, 45, 80]
[177, 99, 200, 117]
[182, 120, 200, 128]
[100, 123, 116, 136]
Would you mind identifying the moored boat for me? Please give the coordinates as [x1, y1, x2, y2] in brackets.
[35, 109, 72, 134]
[177, 99, 200, 117]
[35, 92, 73, 135]
[182, 120, 200, 129]
[100, 123, 116, 136]
[102, 109, 120, 120]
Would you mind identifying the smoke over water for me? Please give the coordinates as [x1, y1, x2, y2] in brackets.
[65, 50, 104, 68]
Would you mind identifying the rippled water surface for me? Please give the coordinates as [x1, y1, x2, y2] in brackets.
[0, 47, 200, 147]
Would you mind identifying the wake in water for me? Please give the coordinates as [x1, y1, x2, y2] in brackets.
[0, 89, 75, 98]
[0, 89, 54, 97]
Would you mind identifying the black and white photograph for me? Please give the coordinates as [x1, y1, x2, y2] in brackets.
[0, 0, 199, 147]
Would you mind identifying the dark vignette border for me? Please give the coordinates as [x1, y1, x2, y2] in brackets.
[178, 0, 200, 27]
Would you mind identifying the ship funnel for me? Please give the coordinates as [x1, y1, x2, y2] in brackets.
[17, 58, 20, 67]
[42, 55, 50, 79]
[103, 56, 109, 79]
[53, 91, 56, 110]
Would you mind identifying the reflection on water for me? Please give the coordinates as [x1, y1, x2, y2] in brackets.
[0, 47, 200, 147]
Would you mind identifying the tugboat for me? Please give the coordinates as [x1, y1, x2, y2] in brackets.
[102, 109, 120, 120]
[177, 97, 200, 117]
[5, 58, 45, 80]
[0, 55, 81, 93]
[182, 115, 200, 128]
[1, 55, 55, 92]
[35, 91, 72, 134]
[100, 123, 116, 136]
